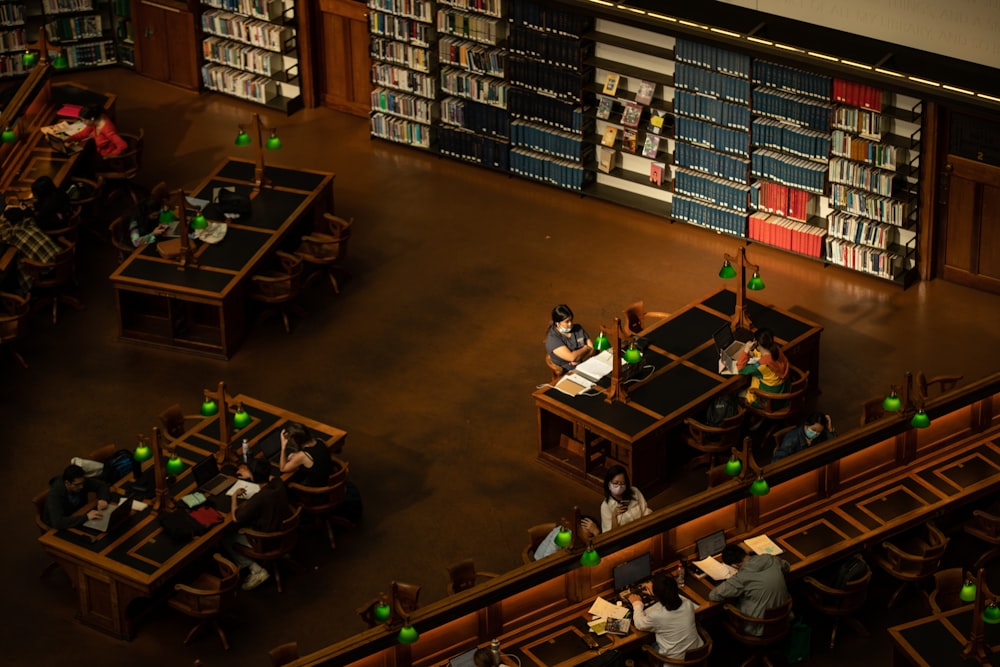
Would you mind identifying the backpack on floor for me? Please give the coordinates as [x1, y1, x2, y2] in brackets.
[785, 619, 811, 664]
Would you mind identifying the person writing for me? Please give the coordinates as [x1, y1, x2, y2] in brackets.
[772, 412, 836, 461]
[708, 544, 790, 635]
[279, 421, 334, 487]
[533, 515, 601, 560]
[545, 303, 594, 374]
[600, 465, 652, 532]
[737, 328, 790, 407]
[43, 464, 111, 530]
[68, 105, 127, 157]
[628, 572, 705, 660]
[224, 458, 293, 591]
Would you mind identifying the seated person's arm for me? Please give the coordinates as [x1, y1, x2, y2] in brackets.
[86, 478, 111, 510]
[708, 573, 744, 602]
[67, 125, 93, 143]
[550, 341, 592, 366]
[105, 130, 128, 156]
[44, 490, 99, 530]
[771, 430, 800, 461]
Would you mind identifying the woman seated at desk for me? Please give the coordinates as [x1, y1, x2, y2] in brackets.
[67, 105, 127, 158]
[279, 421, 334, 486]
[628, 572, 704, 660]
[736, 328, 789, 407]
[600, 465, 652, 532]
[546, 303, 594, 373]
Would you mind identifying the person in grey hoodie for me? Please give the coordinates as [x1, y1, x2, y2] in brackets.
[709, 544, 790, 635]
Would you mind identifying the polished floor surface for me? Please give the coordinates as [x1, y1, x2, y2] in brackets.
[4, 69, 1000, 666]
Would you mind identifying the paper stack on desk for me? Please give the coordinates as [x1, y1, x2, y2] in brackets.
[693, 556, 737, 581]
[587, 597, 631, 635]
[743, 534, 784, 556]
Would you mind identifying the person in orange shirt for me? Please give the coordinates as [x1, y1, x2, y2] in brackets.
[68, 105, 127, 157]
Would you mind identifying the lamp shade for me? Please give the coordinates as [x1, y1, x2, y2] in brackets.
[373, 601, 391, 623]
[580, 545, 601, 567]
[165, 454, 184, 476]
[200, 397, 219, 416]
[1, 127, 15, 144]
[749, 475, 770, 496]
[159, 207, 177, 223]
[233, 406, 251, 429]
[22, 51, 37, 67]
[265, 130, 282, 150]
[133, 442, 152, 463]
[718, 261, 737, 279]
[234, 129, 251, 146]
[960, 580, 977, 603]
[191, 212, 208, 230]
[623, 346, 642, 365]
[983, 601, 1000, 624]
[593, 331, 610, 352]
[882, 391, 902, 412]
[747, 271, 765, 291]
[52, 53, 68, 69]
[397, 623, 419, 644]
[554, 526, 573, 548]
[910, 409, 931, 429]
[724, 455, 743, 477]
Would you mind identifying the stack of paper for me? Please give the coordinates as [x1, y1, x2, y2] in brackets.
[744, 534, 784, 555]
[693, 556, 737, 580]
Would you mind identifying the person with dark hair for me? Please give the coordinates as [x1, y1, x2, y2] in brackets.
[533, 514, 602, 560]
[126, 194, 169, 247]
[225, 457, 292, 590]
[43, 464, 111, 530]
[0, 204, 61, 293]
[772, 412, 836, 461]
[67, 105, 127, 157]
[600, 464, 652, 532]
[545, 303, 594, 373]
[737, 328, 790, 407]
[709, 544, 790, 635]
[29, 175, 74, 233]
[628, 572, 704, 659]
[279, 421, 334, 487]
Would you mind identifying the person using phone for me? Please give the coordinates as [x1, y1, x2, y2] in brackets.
[600, 465, 652, 532]
[628, 572, 704, 660]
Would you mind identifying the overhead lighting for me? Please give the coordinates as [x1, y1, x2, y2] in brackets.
[807, 51, 838, 62]
[840, 59, 871, 70]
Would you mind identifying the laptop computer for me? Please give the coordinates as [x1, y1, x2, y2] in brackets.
[696, 529, 728, 561]
[714, 324, 751, 375]
[83, 497, 134, 533]
[612, 552, 656, 607]
[691, 529, 737, 581]
[191, 457, 238, 496]
[447, 648, 478, 667]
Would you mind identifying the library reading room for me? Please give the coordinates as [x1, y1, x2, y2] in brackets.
[4, 0, 1000, 666]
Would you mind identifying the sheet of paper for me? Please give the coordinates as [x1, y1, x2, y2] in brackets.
[693, 556, 737, 581]
[131, 500, 148, 512]
[226, 479, 261, 499]
[744, 534, 784, 555]
[588, 596, 629, 619]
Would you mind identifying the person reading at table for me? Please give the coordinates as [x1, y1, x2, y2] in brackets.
[600, 465, 652, 532]
[708, 544, 790, 635]
[224, 458, 292, 591]
[0, 205, 61, 294]
[279, 421, 334, 487]
[736, 328, 789, 408]
[772, 412, 836, 462]
[533, 515, 601, 560]
[67, 105, 127, 158]
[628, 572, 705, 660]
[545, 303, 594, 374]
[43, 464, 111, 530]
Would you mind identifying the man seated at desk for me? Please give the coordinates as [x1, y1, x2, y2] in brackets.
[0, 205, 61, 294]
[43, 464, 111, 530]
[224, 458, 292, 591]
[708, 544, 790, 635]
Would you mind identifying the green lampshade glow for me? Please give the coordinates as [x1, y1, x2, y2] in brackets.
[580, 547, 601, 567]
[22, 51, 37, 67]
[910, 409, 931, 429]
[265, 130, 282, 150]
[373, 602, 391, 623]
[191, 213, 208, 230]
[719, 261, 737, 279]
[235, 129, 251, 146]
[397, 624, 419, 644]
[52, 53, 68, 69]
[749, 475, 770, 496]
[983, 601, 1000, 624]
[882, 392, 902, 412]
[165, 455, 184, 476]
[554, 527, 573, 548]
[233, 407, 251, 429]
[200, 398, 218, 416]
[747, 272, 765, 291]
[623, 347, 642, 364]
[593, 332, 610, 352]
[960, 580, 977, 603]
[724, 456, 743, 477]
[159, 207, 177, 223]
[1, 127, 15, 144]
[133, 443, 152, 463]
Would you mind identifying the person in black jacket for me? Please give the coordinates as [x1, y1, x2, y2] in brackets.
[772, 412, 836, 461]
[43, 464, 111, 529]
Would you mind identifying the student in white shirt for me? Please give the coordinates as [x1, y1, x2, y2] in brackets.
[628, 572, 705, 660]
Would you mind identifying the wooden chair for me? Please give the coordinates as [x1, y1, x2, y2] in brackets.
[94, 129, 144, 206]
[295, 213, 353, 293]
[249, 251, 305, 334]
[356, 597, 386, 628]
[522, 522, 556, 563]
[641, 625, 712, 666]
[19, 237, 85, 324]
[765, 425, 795, 463]
[744, 366, 809, 441]
[233, 505, 302, 593]
[267, 641, 299, 666]
[167, 553, 240, 650]
[158, 403, 203, 440]
[65, 175, 104, 239]
[545, 354, 564, 384]
[721, 598, 793, 667]
[43, 207, 83, 243]
[859, 396, 887, 426]
[108, 215, 135, 263]
[928, 568, 990, 613]
[802, 565, 872, 649]
[872, 522, 949, 608]
[623, 299, 670, 335]
[288, 457, 356, 550]
[446, 559, 499, 595]
[963, 504, 1000, 569]
[683, 405, 745, 470]
[391, 580, 421, 623]
[32, 489, 61, 579]
[0, 291, 29, 368]
[917, 371, 963, 401]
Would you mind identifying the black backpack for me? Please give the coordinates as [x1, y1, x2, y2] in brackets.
[705, 394, 739, 426]
[101, 449, 135, 483]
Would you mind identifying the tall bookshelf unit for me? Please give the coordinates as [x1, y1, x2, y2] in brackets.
[200, 0, 304, 113]
[368, 0, 438, 149]
[437, 0, 508, 169]
[110, 0, 131, 66]
[41, 0, 118, 71]
[0, 0, 28, 78]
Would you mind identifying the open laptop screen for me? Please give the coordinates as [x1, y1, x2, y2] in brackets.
[448, 648, 477, 667]
[696, 530, 727, 560]
[612, 552, 651, 592]
[192, 457, 219, 488]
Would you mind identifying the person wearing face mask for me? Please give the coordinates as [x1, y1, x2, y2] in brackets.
[771, 412, 835, 461]
[545, 303, 594, 374]
[601, 464, 652, 532]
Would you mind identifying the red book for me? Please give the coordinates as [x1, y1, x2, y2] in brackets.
[57, 104, 83, 118]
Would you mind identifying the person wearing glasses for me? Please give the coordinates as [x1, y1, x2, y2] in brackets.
[43, 464, 111, 529]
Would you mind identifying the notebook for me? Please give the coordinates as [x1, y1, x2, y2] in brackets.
[714, 324, 751, 375]
[192, 457, 238, 496]
[564, 349, 614, 388]
[83, 497, 134, 533]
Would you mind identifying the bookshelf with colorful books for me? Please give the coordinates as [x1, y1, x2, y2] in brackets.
[368, 0, 438, 149]
[826, 79, 921, 285]
[586, 19, 673, 212]
[437, 0, 508, 169]
[671, 39, 751, 237]
[0, 0, 28, 78]
[506, 0, 593, 191]
[201, 0, 303, 113]
[38, 0, 118, 71]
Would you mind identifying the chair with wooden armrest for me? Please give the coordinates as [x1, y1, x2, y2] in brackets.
[721, 598, 793, 667]
[963, 504, 1000, 570]
[872, 522, 949, 608]
[288, 459, 355, 550]
[859, 396, 887, 426]
[267, 641, 299, 666]
[64, 175, 103, 239]
[19, 237, 85, 324]
[295, 213, 353, 294]
[765, 425, 796, 463]
[802, 564, 872, 649]
[158, 403, 204, 440]
[928, 568, 992, 613]
[43, 206, 83, 244]
[916, 371, 963, 401]
[391, 580, 421, 623]
[167, 553, 240, 650]
[641, 625, 712, 666]
[31, 489, 61, 579]
[683, 406, 746, 470]
[249, 251, 305, 334]
[357, 597, 386, 628]
[0, 291, 29, 368]
[233, 505, 302, 593]
[94, 129, 144, 206]
[744, 366, 809, 442]
[107, 215, 136, 263]
[623, 299, 670, 336]
[545, 354, 564, 384]
[446, 559, 500, 595]
[522, 522, 557, 563]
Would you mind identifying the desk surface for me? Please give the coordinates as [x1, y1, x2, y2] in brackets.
[890, 606, 1000, 666]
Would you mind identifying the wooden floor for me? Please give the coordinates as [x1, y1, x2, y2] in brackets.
[5, 68, 1000, 666]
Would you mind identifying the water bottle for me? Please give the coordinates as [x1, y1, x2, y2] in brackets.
[675, 561, 685, 588]
[242, 438, 249, 464]
[490, 638, 501, 666]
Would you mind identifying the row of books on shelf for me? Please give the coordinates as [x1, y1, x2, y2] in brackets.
[0, 54, 29, 77]
[203, 36, 285, 78]
[675, 39, 750, 79]
[750, 181, 813, 221]
[437, 8, 504, 45]
[440, 126, 509, 168]
[441, 97, 509, 137]
[513, 145, 589, 190]
[508, 26, 590, 69]
[0, 29, 25, 53]
[373, 63, 437, 98]
[46, 16, 104, 42]
[674, 141, 748, 185]
[752, 87, 832, 132]
[508, 57, 588, 102]
[674, 90, 750, 131]
[202, 62, 278, 104]
[372, 86, 435, 124]
[512, 119, 586, 161]
[830, 183, 908, 225]
[832, 106, 882, 140]
[751, 117, 830, 161]
[202, 0, 284, 22]
[202, 10, 289, 53]
[439, 0, 503, 19]
[597, 96, 667, 134]
[674, 167, 750, 212]
[832, 78, 882, 111]
[371, 36, 434, 73]
[0, 4, 25, 26]
[831, 130, 896, 168]
[508, 88, 585, 133]
[672, 195, 748, 236]
[753, 60, 831, 100]
[827, 211, 896, 250]
[439, 37, 504, 77]
[111, 0, 130, 16]
[368, 11, 434, 48]
[675, 63, 751, 104]
[749, 212, 825, 257]
[829, 157, 894, 196]
[63, 40, 115, 67]
[441, 67, 507, 107]
[43, 0, 95, 13]
[675, 117, 749, 158]
[371, 111, 432, 148]
[507, 0, 592, 38]
[751, 148, 826, 194]
[825, 237, 901, 280]
[368, 0, 435, 23]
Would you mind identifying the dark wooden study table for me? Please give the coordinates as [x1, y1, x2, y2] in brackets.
[890, 605, 1000, 666]
[37, 392, 347, 640]
[533, 288, 822, 495]
[108, 158, 334, 358]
